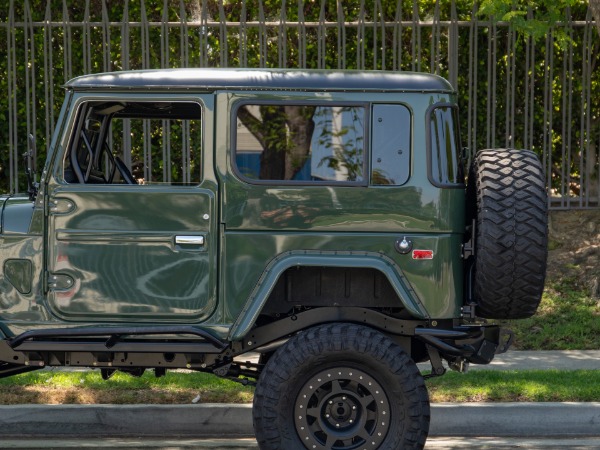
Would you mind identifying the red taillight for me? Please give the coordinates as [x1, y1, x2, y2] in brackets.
[412, 250, 434, 260]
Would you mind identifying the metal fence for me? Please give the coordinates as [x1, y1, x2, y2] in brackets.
[1, 0, 598, 209]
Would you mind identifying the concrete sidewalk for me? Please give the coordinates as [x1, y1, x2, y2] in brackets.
[463, 349, 600, 371]
[0, 402, 599, 438]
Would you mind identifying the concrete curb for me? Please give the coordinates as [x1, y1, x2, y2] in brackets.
[0, 403, 599, 438]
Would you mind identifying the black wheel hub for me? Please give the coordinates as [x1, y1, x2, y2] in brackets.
[294, 367, 390, 450]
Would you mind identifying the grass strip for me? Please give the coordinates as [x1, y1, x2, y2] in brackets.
[0, 370, 254, 405]
[426, 370, 600, 402]
[508, 278, 600, 350]
[1, 369, 600, 404]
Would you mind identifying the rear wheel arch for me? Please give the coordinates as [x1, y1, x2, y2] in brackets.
[228, 251, 429, 341]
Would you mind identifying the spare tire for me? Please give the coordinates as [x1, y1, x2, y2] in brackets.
[466, 149, 548, 319]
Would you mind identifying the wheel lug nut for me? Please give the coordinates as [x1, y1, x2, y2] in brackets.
[329, 400, 333, 404]
[325, 414, 330, 418]
[336, 423, 340, 428]
[349, 419, 353, 423]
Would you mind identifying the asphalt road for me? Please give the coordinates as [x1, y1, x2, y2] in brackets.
[4, 437, 600, 449]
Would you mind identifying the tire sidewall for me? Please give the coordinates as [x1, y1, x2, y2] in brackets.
[253, 323, 429, 450]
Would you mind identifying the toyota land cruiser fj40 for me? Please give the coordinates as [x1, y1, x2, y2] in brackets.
[0, 69, 547, 449]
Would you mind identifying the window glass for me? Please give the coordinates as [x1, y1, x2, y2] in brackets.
[429, 106, 464, 186]
[64, 101, 202, 185]
[236, 104, 365, 183]
[371, 104, 411, 185]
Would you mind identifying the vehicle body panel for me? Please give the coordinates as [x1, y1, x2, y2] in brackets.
[0, 69, 464, 337]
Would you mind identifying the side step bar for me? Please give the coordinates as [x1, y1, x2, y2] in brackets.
[8, 326, 227, 352]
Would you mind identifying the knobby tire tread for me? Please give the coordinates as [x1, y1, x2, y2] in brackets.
[470, 149, 548, 319]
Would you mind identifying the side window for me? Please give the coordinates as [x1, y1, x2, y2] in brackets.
[371, 104, 411, 185]
[428, 105, 464, 186]
[235, 104, 366, 184]
[64, 101, 202, 185]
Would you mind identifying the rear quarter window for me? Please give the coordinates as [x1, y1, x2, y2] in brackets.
[428, 105, 464, 187]
[371, 104, 411, 186]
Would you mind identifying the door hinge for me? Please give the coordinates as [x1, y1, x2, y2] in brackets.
[45, 272, 75, 291]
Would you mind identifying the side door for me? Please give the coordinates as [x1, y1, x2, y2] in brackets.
[45, 95, 217, 323]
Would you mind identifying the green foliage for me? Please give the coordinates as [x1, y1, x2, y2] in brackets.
[0, 1, 597, 195]
[478, 0, 583, 47]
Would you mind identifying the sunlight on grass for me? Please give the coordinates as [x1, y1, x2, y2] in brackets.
[1, 369, 599, 404]
[427, 370, 600, 402]
[507, 278, 600, 350]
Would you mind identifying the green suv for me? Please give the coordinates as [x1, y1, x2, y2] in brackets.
[0, 69, 547, 449]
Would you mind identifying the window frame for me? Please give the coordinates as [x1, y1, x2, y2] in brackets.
[231, 100, 370, 187]
[426, 102, 465, 189]
[60, 97, 205, 187]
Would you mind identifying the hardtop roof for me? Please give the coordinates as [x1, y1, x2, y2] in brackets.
[65, 68, 454, 93]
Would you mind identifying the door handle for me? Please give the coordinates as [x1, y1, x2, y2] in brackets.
[175, 235, 205, 246]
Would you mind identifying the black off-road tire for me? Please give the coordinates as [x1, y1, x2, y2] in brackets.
[467, 149, 548, 319]
[253, 323, 430, 450]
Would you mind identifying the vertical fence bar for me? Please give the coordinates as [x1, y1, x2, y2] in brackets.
[43, 1, 54, 150]
[357, 0, 365, 70]
[448, 1, 458, 89]
[504, 16, 515, 148]
[161, 0, 169, 68]
[543, 30, 555, 207]
[337, 0, 345, 69]
[180, 0, 190, 68]
[430, 0, 440, 75]
[83, 0, 91, 74]
[257, 0, 266, 68]
[278, 0, 287, 68]
[373, 0, 385, 70]
[392, 0, 402, 71]
[217, 0, 228, 67]
[561, 13, 574, 207]
[198, 0, 208, 67]
[466, 3, 477, 156]
[161, 0, 170, 183]
[586, 13, 598, 207]
[62, 0, 72, 82]
[7, 0, 18, 192]
[239, 0, 247, 67]
[580, 9, 592, 207]
[102, 0, 111, 72]
[297, 0, 306, 68]
[121, 2, 131, 167]
[140, 0, 152, 182]
[317, 0, 326, 69]
[0, 5, 598, 208]
[523, 8, 532, 151]
[486, 18, 497, 149]
[411, 0, 420, 72]
[24, 0, 37, 181]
